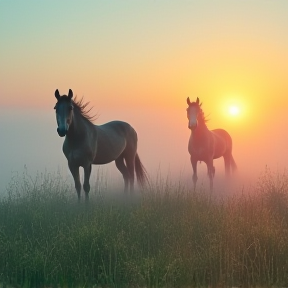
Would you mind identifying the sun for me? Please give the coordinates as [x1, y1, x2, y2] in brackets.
[228, 105, 240, 116]
[221, 96, 248, 122]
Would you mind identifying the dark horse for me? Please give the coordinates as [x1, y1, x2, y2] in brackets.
[186, 97, 237, 190]
[54, 89, 148, 200]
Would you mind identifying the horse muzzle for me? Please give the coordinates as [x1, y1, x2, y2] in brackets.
[188, 123, 198, 130]
[57, 127, 68, 137]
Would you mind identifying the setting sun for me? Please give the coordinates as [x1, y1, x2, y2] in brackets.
[228, 105, 240, 116]
[220, 98, 246, 121]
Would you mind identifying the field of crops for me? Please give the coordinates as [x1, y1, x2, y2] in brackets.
[1, 168, 288, 287]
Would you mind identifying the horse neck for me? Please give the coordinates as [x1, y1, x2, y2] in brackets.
[191, 120, 209, 139]
[66, 110, 94, 141]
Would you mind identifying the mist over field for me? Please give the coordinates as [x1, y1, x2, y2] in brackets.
[1, 104, 288, 198]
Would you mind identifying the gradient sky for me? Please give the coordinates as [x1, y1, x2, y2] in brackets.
[1, 1, 288, 192]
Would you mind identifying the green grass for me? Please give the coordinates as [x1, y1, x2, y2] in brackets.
[1, 167, 288, 287]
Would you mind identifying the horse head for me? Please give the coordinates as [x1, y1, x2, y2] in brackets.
[54, 89, 74, 137]
[186, 97, 202, 130]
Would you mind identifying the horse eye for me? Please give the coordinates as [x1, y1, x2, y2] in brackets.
[69, 105, 73, 110]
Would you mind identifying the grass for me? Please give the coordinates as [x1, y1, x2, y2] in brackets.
[1, 167, 288, 287]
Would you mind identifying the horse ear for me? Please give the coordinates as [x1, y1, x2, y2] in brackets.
[55, 89, 60, 100]
[196, 97, 200, 105]
[68, 89, 73, 99]
[187, 97, 191, 105]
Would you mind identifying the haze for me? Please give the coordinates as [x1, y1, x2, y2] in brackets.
[1, 1, 288, 194]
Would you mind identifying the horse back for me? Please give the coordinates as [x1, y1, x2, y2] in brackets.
[93, 121, 137, 164]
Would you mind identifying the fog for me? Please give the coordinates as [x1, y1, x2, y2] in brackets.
[1, 105, 287, 197]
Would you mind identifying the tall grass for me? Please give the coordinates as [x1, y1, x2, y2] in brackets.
[1, 167, 288, 287]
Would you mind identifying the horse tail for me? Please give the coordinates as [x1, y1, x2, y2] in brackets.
[230, 154, 237, 173]
[135, 153, 149, 188]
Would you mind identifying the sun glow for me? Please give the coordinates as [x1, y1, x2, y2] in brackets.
[220, 96, 248, 122]
[228, 105, 240, 116]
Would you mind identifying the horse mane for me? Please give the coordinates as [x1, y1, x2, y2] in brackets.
[198, 108, 209, 124]
[72, 97, 97, 123]
[189, 101, 209, 124]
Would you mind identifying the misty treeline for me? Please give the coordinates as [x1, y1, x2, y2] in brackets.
[0, 167, 288, 287]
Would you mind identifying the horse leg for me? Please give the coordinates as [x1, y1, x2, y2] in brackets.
[207, 160, 215, 191]
[223, 153, 231, 177]
[190, 157, 198, 190]
[125, 155, 135, 193]
[115, 157, 129, 192]
[83, 164, 92, 201]
[230, 154, 237, 173]
[68, 162, 81, 200]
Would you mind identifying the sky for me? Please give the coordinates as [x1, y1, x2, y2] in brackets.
[1, 0, 288, 193]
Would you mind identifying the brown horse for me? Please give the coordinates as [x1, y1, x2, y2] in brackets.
[54, 89, 148, 200]
[186, 97, 237, 190]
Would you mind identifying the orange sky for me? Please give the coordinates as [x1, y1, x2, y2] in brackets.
[1, 1, 288, 191]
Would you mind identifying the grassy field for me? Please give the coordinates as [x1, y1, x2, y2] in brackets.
[1, 168, 288, 288]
